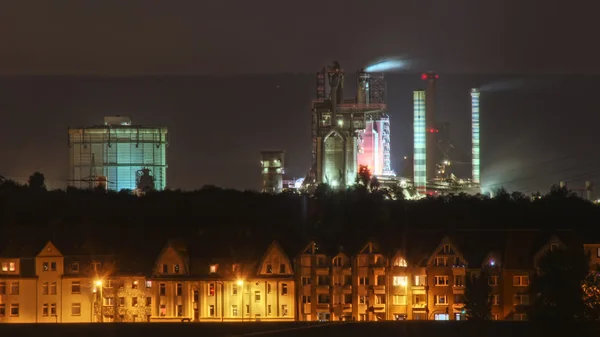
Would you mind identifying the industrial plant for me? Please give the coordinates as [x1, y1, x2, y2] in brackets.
[261, 61, 481, 196]
[68, 116, 168, 193]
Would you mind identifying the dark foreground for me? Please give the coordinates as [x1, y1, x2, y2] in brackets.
[0, 321, 598, 337]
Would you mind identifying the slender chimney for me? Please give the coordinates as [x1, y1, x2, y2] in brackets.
[471, 88, 481, 184]
[413, 90, 427, 194]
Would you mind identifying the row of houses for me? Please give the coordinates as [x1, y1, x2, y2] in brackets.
[0, 230, 598, 323]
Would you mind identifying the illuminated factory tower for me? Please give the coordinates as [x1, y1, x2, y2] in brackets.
[413, 90, 427, 194]
[471, 88, 480, 184]
[422, 71, 439, 182]
[261, 151, 284, 193]
[68, 116, 168, 191]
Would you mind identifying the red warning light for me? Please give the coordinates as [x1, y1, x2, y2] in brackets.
[435, 74, 439, 79]
[421, 73, 428, 80]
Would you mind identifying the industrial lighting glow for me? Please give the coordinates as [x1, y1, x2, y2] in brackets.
[364, 59, 405, 73]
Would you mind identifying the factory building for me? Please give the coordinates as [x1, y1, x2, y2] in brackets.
[261, 151, 285, 194]
[308, 62, 392, 188]
[67, 116, 168, 192]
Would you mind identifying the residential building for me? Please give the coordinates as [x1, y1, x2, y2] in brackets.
[0, 230, 584, 323]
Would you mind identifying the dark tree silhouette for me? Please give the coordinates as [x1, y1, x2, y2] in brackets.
[28, 172, 46, 190]
[356, 165, 371, 187]
[464, 270, 492, 320]
[529, 248, 589, 321]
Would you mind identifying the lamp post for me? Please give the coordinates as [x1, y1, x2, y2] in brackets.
[237, 280, 244, 322]
[94, 280, 103, 323]
[216, 280, 224, 322]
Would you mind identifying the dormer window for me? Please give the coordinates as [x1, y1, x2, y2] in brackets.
[266, 264, 272, 274]
[333, 257, 342, 267]
[174, 264, 180, 274]
[442, 244, 451, 254]
[550, 243, 559, 252]
[209, 264, 217, 273]
[71, 262, 79, 272]
[162, 264, 168, 273]
[394, 257, 407, 267]
[1, 262, 15, 272]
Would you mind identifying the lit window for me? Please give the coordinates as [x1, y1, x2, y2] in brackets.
[71, 303, 81, 316]
[209, 264, 217, 273]
[174, 264, 180, 274]
[393, 276, 407, 286]
[145, 280, 152, 288]
[8, 262, 15, 272]
[1, 262, 7, 272]
[435, 295, 447, 305]
[394, 258, 407, 267]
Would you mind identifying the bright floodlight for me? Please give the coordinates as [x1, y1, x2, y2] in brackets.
[364, 59, 405, 73]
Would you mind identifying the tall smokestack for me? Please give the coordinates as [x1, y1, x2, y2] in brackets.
[422, 71, 439, 181]
[413, 90, 427, 194]
[357, 70, 370, 105]
[471, 88, 480, 184]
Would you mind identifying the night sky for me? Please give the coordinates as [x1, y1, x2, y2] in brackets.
[0, 1, 598, 194]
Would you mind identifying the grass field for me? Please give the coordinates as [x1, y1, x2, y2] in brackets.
[0, 321, 598, 337]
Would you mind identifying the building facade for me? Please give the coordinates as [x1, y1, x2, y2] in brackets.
[68, 116, 168, 192]
[0, 232, 584, 323]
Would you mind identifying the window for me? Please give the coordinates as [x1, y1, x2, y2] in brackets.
[375, 294, 385, 304]
[231, 305, 238, 316]
[434, 313, 449, 320]
[42, 281, 48, 295]
[146, 297, 152, 306]
[71, 262, 79, 272]
[50, 282, 57, 294]
[146, 280, 152, 288]
[50, 262, 56, 271]
[434, 295, 447, 305]
[1, 262, 6, 271]
[132, 280, 138, 289]
[255, 291, 261, 302]
[359, 277, 367, 285]
[434, 276, 449, 286]
[245, 304, 250, 315]
[0, 282, 5, 295]
[160, 304, 166, 316]
[0, 304, 5, 317]
[159, 283, 166, 296]
[8, 262, 15, 272]
[359, 296, 366, 304]
[266, 264, 272, 273]
[104, 297, 114, 306]
[302, 295, 311, 303]
[434, 256, 447, 266]
[10, 304, 19, 317]
[301, 277, 311, 285]
[119, 297, 125, 306]
[71, 281, 81, 294]
[208, 305, 215, 317]
[176, 283, 183, 296]
[282, 304, 288, 316]
[43, 262, 49, 271]
[232, 284, 238, 295]
[177, 305, 183, 317]
[162, 264, 168, 273]
[279, 264, 286, 273]
[208, 283, 215, 296]
[132, 297, 138, 306]
[597, 247, 600, 258]
[393, 295, 407, 305]
[72, 303, 81, 316]
[333, 257, 342, 267]
[393, 276, 407, 286]
[11, 281, 19, 295]
[414, 275, 426, 286]
[513, 276, 529, 286]
[118, 279, 125, 289]
[43, 303, 49, 316]
[267, 305, 272, 315]
[492, 294, 500, 305]
[489, 276, 499, 286]
[281, 283, 288, 295]
[394, 257, 407, 267]
[514, 313, 527, 321]
[454, 275, 464, 287]
[174, 264, 180, 274]
[514, 294, 530, 305]
[50, 303, 56, 316]
[344, 294, 352, 304]
[550, 243, 559, 251]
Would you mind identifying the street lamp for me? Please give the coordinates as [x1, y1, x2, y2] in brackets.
[94, 280, 103, 323]
[237, 280, 244, 322]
